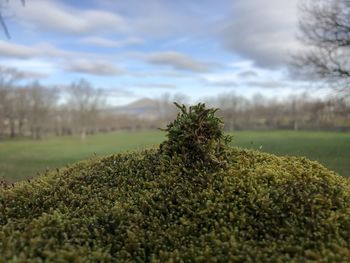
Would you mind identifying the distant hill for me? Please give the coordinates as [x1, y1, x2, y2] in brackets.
[111, 98, 174, 120]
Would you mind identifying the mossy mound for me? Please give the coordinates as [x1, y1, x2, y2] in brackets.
[1, 104, 350, 262]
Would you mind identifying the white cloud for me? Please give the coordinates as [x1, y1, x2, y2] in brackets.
[133, 83, 177, 89]
[80, 37, 144, 48]
[219, 0, 301, 68]
[9, 0, 128, 35]
[8, 0, 202, 38]
[1, 59, 63, 82]
[0, 41, 35, 58]
[0, 41, 127, 77]
[245, 80, 288, 89]
[0, 41, 72, 59]
[65, 59, 125, 76]
[96, 0, 203, 37]
[146, 51, 211, 73]
[0, 65, 48, 81]
[238, 70, 259, 78]
[200, 63, 293, 89]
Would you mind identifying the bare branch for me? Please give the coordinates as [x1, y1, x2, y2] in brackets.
[293, 0, 350, 96]
[0, 11, 10, 39]
[0, 0, 25, 39]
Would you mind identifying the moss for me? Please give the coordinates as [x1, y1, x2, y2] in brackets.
[1, 104, 350, 262]
[159, 103, 232, 171]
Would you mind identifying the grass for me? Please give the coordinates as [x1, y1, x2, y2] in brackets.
[233, 131, 350, 178]
[0, 130, 349, 182]
[0, 131, 165, 182]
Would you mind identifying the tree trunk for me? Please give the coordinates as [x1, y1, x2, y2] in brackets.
[10, 120, 16, 138]
[80, 127, 86, 141]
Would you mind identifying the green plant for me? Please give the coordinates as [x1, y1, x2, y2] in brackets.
[160, 103, 232, 171]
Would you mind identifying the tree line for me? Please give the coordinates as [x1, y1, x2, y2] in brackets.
[206, 92, 350, 132]
[1, 68, 349, 140]
[0, 68, 108, 139]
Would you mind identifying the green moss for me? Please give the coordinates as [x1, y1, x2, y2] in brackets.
[1, 104, 350, 262]
[159, 103, 232, 171]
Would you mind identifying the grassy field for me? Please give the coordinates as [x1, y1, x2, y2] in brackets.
[0, 131, 349, 182]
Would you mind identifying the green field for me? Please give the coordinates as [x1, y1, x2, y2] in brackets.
[0, 131, 349, 182]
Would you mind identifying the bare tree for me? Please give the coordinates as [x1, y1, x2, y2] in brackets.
[293, 0, 350, 96]
[67, 79, 105, 140]
[0, 67, 25, 137]
[0, 67, 24, 85]
[12, 87, 29, 136]
[27, 82, 58, 140]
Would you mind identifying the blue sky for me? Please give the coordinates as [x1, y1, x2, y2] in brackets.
[0, 0, 328, 105]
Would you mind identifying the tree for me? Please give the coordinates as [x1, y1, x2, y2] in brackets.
[0, 67, 25, 138]
[294, 0, 350, 96]
[27, 82, 58, 140]
[67, 79, 104, 140]
[14, 87, 30, 136]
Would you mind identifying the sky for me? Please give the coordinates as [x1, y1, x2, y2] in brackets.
[0, 0, 330, 105]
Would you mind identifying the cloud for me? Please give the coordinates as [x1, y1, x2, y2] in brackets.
[0, 41, 72, 59]
[238, 70, 259, 78]
[80, 37, 144, 48]
[199, 62, 299, 89]
[133, 83, 177, 89]
[65, 59, 125, 76]
[0, 66, 48, 81]
[204, 80, 238, 87]
[130, 70, 190, 79]
[200, 73, 239, 87]
[0, 41, 35, 59]
[219, 0, 301, 68]
[146, 51, 211, 73]
[96, 0, 203, 37]
[9, 0, 202, 38]
[0, 40, 128, 78]
[9, 0, 128, 35]
[245, 80, 286, 89]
